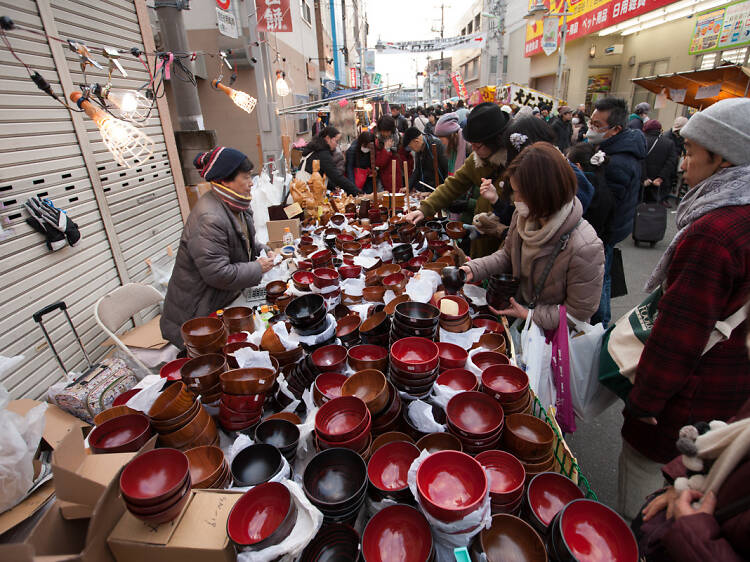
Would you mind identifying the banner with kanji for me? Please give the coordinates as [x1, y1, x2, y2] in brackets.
[375, 32, 486, 54]
[524, 0, 679, 57]
[497, 83, 563, 111]
[256, 0, 293, 32]
[451, 72, 468, 99]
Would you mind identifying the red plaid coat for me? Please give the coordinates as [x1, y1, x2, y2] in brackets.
[623, 204, 750, 463]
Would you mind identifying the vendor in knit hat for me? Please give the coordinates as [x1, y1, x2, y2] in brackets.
[404, 102, 510, 258]
[619, 97, 750, 523]
[160, 147, 275, 348]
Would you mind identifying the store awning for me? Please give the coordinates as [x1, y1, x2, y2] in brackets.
[631, 64, 750, 109]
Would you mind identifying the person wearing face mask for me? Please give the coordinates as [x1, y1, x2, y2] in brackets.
[458, 142, 604, 329]
[586, 96, 647, 327]
[345, 130, 376, 193]
[617, 97, 750, 524]
[571, 109, 588, 143]
[300, 126, 359, 195]
[403, 102, 510, 258]
[402, 127, 449, 192]
[161, 147, 275, 348]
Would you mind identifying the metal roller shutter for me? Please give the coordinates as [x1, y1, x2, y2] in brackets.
[0, 0, 186, 399]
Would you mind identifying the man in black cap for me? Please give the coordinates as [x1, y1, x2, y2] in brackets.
[404, 102, 510, 257]
[403, 127, 450, 192]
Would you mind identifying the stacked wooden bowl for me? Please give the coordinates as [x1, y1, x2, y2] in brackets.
[148, 382, 219, 450]
[181, 317, 227, 358]
[180, 354, 227, 404]
[185, 445, 231, 489]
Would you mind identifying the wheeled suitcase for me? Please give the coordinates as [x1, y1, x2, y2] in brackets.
[33, 301, 138, 423]
[632, 201, 667, 247]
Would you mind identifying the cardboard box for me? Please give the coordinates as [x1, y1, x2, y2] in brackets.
[101, 316, 169, 350]
[51, 431, 155, 508]
[107, 490, 242, 562]
[266, 218, 300, 247]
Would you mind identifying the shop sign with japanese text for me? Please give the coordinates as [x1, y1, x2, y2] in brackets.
[689, 0, 750, 54]
[255, 0, 293, 32]
[524, 0, 679, 56]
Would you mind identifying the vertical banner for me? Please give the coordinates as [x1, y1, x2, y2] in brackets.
[349, 67, 358, 88]
[542, 16, 559, 55]
[216, 0, 239, 38]
[255, 0, 293, 32]
[451, 71, 468, 99]
[373, 73, 382, 85]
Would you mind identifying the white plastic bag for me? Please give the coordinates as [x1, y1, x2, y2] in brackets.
[518, 311, 557, 412]
[0, 379, 47, 512]
[407, 400, 445, 433]
[567, 315, 617, 421]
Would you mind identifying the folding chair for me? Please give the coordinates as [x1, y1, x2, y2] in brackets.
[94, 283, 165, 376]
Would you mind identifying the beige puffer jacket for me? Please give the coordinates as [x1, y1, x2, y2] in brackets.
[466, 198, 604, 330]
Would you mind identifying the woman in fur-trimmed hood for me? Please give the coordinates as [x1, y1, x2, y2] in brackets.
[404, 102, 509, 258]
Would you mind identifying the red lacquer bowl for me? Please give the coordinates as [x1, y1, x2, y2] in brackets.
[390, 337, 440, 374]
[446, 391, 505, 438]
[362, 504, 433, 562]
[314, 395, 371, 443]
[436, 369, 478, 392]
[367, 441, 420, 492]
[120, 448, 189, 506]
[481, 364, 529, 403]
[226, 482, 296, 549]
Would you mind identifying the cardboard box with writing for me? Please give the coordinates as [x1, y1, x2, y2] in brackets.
[266, 217, 300, 248]
[107, 490, 242, 562]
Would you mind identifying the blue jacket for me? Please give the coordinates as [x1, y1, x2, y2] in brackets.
[599, 128, 647, 244]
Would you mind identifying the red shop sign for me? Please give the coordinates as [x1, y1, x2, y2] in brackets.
[255, 0, 293, 33]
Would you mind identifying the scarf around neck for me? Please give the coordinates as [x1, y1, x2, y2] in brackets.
[211, 181, 252, 212]
[645, 164, 750, 291]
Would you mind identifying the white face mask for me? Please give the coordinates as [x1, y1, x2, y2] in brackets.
[585, 128, 606, 144]
[360, 147, 370, 153]
[572, 117, 580, 125]
[515, 201, 530, 218]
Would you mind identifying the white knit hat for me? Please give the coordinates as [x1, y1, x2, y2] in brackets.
[680, 98, 750, 166]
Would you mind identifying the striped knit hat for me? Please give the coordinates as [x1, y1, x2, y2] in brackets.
[194, 147, 252, 211]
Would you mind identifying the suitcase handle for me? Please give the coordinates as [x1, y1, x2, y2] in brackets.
[33, 301, 67, 323]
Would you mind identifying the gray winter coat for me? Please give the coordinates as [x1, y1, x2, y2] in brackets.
[160, 191, 269, 347]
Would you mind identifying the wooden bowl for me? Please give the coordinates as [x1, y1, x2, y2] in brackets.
[265, 280, 288, 298]
[416, 432, 463, 454]
[347, 344, 388, 372]
[159, 406, 212, 448]
[220, 368, 277, 395]
[226, 482, 297, 550]
[94, 405, 139, 426]
[362, 505, 432, 562]
[503, 414, 554, 462]
[266, 412, 302, 425]
[341, 369, 388, 414]
[150, 400, 201, 433]
[185, 445, 226, 488]
[120, 448, 190, 506]
[359, 311, 389, 335]
[416, 450, 487, 522]
[181, 317, 226, 347]
[149, 382, 195, 420]
[181, 354, 227, 389]
[376, 263, 401, 281]
[362, 286, 386, 303]
[480, 514, 547, 562]
[89, 413, 152, 454]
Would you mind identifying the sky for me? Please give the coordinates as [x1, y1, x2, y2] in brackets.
[364, 0, 468, 90]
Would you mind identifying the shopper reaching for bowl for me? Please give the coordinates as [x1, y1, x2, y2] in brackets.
[161, 147, 275, 348]
[459, 142, 604, 329]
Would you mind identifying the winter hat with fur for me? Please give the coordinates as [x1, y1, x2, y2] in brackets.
[680, 98, 750, 165]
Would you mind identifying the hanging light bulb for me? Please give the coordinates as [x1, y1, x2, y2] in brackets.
[70, 92, 154, 168]
[275, 70, 290, 97]
[212, 80, 257, 114]
[106, 89, 152, 120]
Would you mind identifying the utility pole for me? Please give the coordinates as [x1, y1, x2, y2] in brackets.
[154, 0, 204, 130]
[440, 3, 445, 102]
[330, 0, 341, 83]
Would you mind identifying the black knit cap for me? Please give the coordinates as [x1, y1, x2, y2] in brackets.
[402, 127, 422, 147]
[462, 102, 510, 143]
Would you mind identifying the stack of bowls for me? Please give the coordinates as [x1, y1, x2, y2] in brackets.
[185, 445, 231, 489]
[382, 272, 407, 296]
[341, 369, 389, 415]
[370, 381, 403, 435]
[314, 396, 372, 458]
[384, 294, 410, 315]
[311, 344, 348, 373]
[230, 444, 286, 486]
[524, 472, 584, 536]
[149, 382, 219, 449]
[286, 294, 328, 337]
[335, 233, 354, 251]
[389, 337, 440, 398]
[440, 267, 466, 296]
[446, 391, 505, 455]
[336, 314, 362, 347]
[310, 249, 333, 269]
[475, 450, 527, 515]
[88, 413, 152, 454]
[312, 268, 341, 301]
[119, 448, 191, 525]
[303, 448, 368, 524]
[366, 441, 420, 504]
[469, 514, 547, 562]
[416, 432, 463, 454]
[255, 418, 300, 464]
[283, 354, 321, 399]
[436, 342, 469, 372]
[549, 499, 638, 562]
[362, 286, 386, 304]
[502, 414, 555, 482]
[265, 281, 288, 305]
[362, 504, 435, 562]
[392, 242, 414, 264]
[222, 307, 254, 333]
[437, 295, 472, 332]
[376, 263, 401, 282]
[181, 317, 228, 358]
[471, 351, 510, 372]
[486, 274, 521, 310]
[348, 344, 388, 372]
[339, 264, 362, 280]
[218, 368, 276, 432]
[359, 311, 391, 347]
[415, 450, 488, 527]
[391, 302, 440, 343]
[312, 372, 348, 407]
[481, 364, 532, 415]
[181, 354, 227, 404]
[226, 482, 298, 552]
[299, 523, 361, 561]
[435, 368, 478, 392]
[292, 270, 315, 292]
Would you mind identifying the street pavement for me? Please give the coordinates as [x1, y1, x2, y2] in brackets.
[566, 209, 679, 507]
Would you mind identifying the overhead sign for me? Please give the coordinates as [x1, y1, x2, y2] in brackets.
[375, 32, 486, 54]
[689, 0, 750, 54]
[255, 0, 293, 33]
[524, 0, 679, 57]
[451, 71, 468, 99]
